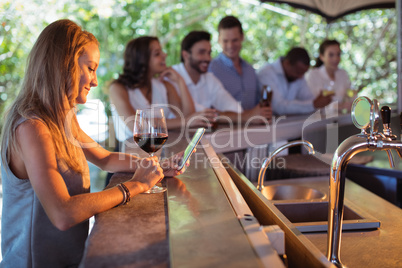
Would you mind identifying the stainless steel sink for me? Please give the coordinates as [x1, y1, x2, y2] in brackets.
[254, 180, 380, 233]
[260, 184, 326, 201]
[274, 202, 380, 233]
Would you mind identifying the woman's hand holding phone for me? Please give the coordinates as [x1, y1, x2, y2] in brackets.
[160, 151, 192, 177]
[160, 128, 205, 177]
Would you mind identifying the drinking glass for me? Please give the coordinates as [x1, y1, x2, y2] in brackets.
[342, 86, 358, 114]
[133, 108, 168, 193]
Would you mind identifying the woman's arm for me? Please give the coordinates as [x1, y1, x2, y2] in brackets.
[160, 67, 195, 117]
[109, 82, 136, 135]
[13, 119, 163, 231]
[163, 80, 183, 119]
[77, 126, 140, 173]
[78, 123, 187, 177]
[305, 69, 323, 98]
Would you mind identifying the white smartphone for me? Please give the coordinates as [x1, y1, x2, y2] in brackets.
[178, 128, 206, 170]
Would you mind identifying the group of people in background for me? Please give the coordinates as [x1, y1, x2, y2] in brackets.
[0, 15, 352, 267]
[110, 15, 352, 145]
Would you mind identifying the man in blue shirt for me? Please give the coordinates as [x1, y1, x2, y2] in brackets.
[174, 30, 271, 125]
[209, 16, 273, 179]
[209, 16, 263, 114]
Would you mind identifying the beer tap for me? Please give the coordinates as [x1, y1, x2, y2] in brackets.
[327, 97, 402, 267]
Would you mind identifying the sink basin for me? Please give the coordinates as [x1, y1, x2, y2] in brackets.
[261, 184, 326, 200]
[274, 202, 380, 233]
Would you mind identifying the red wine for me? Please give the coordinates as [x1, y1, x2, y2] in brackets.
[134, 133, 168, 154]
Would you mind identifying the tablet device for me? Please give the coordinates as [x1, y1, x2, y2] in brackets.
[178, 128, 205, 170]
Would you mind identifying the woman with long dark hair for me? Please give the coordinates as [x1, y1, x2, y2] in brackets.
[306, 39, 352, 104]
[109, 36, 197, 143]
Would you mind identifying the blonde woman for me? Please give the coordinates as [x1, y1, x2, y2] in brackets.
[0, 20, 186, 267]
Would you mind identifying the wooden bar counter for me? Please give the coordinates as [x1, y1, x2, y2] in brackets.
[81, 111, 396, 268]
[80, 131, 280, 268]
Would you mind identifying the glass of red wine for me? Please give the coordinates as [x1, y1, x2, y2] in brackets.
[133, 108, 168, 193]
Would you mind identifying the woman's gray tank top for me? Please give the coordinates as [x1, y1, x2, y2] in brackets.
[1, 118, 90, 267]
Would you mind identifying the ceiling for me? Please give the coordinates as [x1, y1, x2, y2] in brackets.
[261, 0, 395, 22]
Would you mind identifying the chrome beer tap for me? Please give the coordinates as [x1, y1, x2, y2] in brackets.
[381, 106, 397, 167]
[327, 97, 402, 267]
[257, 140, 315, 191]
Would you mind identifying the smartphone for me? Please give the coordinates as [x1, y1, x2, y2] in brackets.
[178, 128, 206, 170]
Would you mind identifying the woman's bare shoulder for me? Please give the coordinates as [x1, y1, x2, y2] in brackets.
[109, 81, 127, 93]
[109, 82, 129, 103]
[15, 118, 52, 142]
[10, 118, 54, 179]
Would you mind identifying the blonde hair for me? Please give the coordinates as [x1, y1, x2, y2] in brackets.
[1, 19, 98, 174]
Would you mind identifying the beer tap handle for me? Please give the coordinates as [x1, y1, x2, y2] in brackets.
[381, 106, 391, 125]
[381, 106, 392, 137]
[380, 107, 396, 167]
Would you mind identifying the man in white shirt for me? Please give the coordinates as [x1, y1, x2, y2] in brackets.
[257, 47, 332, 115]
[173, 30, 271, 124]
